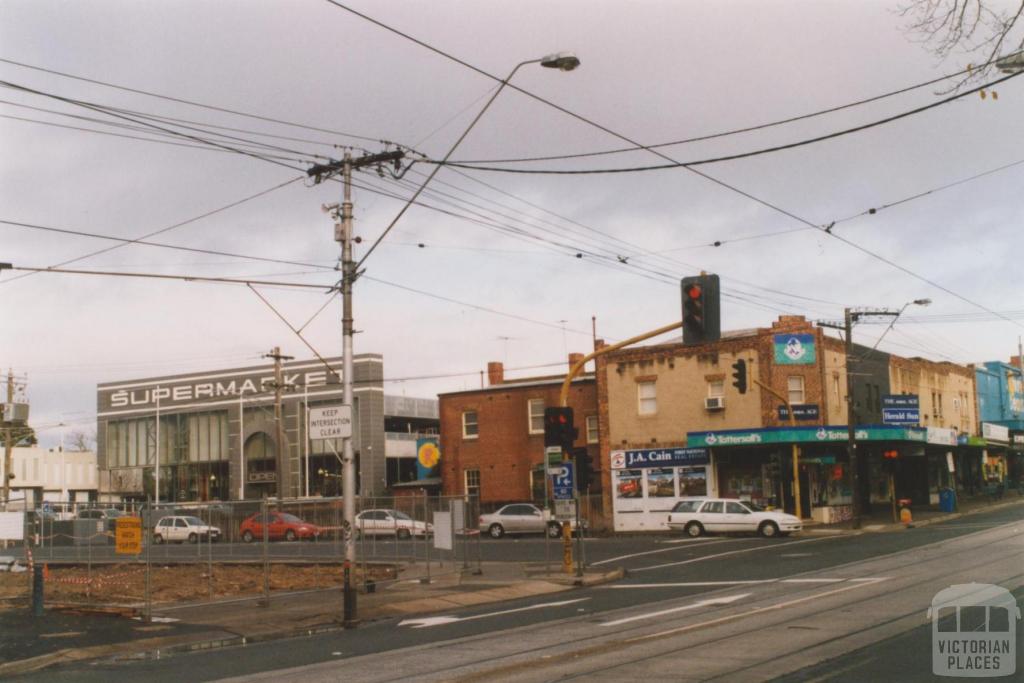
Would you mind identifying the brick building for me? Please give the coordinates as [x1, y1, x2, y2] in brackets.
[438, 355, 600, 509]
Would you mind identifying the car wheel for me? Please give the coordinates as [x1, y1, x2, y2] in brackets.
[285, 529, 297, 542]
[547, 523, 562, 538]
[154, 534, 164, 545]
[685, 521, 704, 538]
[488, 524, 505, 539]
[397, 528, 411, 540]
[759, 521, 780, 538]
[242, 530, 254, 543]
[188, 532, 199, 544]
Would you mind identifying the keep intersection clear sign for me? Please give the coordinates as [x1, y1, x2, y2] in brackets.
[308, 404, 353, 440]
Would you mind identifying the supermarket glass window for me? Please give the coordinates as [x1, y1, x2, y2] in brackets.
[638, 381, 657, 415]
[585, 415, 599, 444]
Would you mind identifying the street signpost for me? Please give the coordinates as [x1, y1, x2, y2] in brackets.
[308, 404, 353, 440]
[882, 395, 920, 425]
[115, 516, 142, 555]
[552, 462, 574, 500]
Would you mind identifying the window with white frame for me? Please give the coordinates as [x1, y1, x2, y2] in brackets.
[462, 411, 478, 439]
[464, 468, 480, 498]
[586, 415, 599, 444]
[528, 398, 545, 434]
[787, 376, 805, 405]
[708, 379, 724, 397]
[638, 381, 657, 415]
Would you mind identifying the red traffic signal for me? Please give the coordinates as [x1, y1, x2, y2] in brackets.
[883, 449, 899, 460]
[543, 407, 575, 449]
[680, 275, 720, 345]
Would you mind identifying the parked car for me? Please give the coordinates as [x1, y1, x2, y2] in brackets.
[479, 503, 583, 539]
[355, 509, 431, 539]
[153, 516, 222, 544]
[239, 512, 322, 543]
[77, 508, 128, 521]
[666, 498, 802, 538]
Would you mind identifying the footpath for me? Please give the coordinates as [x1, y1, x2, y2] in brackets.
[0, 561, 623, 677]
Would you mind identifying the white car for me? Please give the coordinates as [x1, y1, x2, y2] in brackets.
[153, 515, 222, 544]
[355, 509, 432, 539]
[667, 498, 801, 538]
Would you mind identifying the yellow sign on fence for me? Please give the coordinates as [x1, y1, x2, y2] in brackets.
[115, 516, 143, 554]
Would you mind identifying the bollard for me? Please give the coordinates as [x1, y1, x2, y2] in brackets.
[343, 560, 357, 627]
[32, 564, 44, 617]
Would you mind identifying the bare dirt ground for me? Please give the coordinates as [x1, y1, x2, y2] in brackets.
[0, 562, 395, 610]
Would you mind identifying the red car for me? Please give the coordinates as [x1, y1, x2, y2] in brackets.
[239, 512, 322, 542]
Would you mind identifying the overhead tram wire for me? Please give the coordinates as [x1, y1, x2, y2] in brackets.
[0, 56, 385, 146]
[445, 53, 1022, 165]
[0, 177, 304, 286]
[430, 69, 1024, 175]
[0, 220, 603, 339]
[327, 2, 1024, 330]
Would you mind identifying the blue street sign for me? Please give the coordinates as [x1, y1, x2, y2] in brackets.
[551, 462, 574, 499]
[883, 408, 920, 425]
[778, 404, 820, 421]
[883, 394, 919, 409]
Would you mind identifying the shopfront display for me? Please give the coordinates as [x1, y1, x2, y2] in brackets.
[610, 448, 713, 531]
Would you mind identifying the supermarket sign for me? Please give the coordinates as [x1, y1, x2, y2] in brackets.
[688, 425, 927, 448]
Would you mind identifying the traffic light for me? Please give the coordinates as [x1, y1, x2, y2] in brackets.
[731, 358, 747, 394]
[572, 447, 593, 490]
[543, 406, 576, 449]
[680, 274, 721, 345]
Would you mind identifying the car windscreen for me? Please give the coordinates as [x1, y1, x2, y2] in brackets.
[279, 514, 303, 523]
[392, 511, 412, 520]
[672, 500, 702, 513]
[184, 517, 205, 526]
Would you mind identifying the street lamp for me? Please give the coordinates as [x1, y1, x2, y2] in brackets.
[326, 51, 580, 627]
[826, 298, 932, 528]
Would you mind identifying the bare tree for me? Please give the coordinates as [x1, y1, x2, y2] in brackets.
[900, 0, 1024, 85]
[68, 429, 96, 452]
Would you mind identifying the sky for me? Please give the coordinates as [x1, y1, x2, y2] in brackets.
[2, 1, 1023, 448]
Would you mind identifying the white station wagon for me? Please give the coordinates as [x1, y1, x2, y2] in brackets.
[667, 498, 802, 538]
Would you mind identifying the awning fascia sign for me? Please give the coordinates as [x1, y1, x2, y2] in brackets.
[687, 425, 927, 447]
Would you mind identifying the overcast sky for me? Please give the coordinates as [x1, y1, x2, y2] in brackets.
[2, 1, 1022, 448]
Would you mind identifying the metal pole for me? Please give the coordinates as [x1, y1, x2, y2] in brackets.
[155, 390, 160, 505]
[845, 308, 862, 529]
[340, 152, 358, 624]
[3, 370, 14, 510]
[145, 499, 152, 622]
[304, 382, 310, 498]
[261, 498, 269, 607]
[239, 395, 245, 501]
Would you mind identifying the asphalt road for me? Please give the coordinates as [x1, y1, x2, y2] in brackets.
[13, 504, 1024, 682]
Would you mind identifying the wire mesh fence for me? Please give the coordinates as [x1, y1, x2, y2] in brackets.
[8, 494, 481, 614]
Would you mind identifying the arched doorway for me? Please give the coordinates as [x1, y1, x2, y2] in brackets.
[245, 431, 278, 498]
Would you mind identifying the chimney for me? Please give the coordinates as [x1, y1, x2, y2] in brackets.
[568, 353, 585, 372]
[487, 361, 504, 386]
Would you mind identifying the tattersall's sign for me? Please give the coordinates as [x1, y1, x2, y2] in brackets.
[687, 425, 927, 448]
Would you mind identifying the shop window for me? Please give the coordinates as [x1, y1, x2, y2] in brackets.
[615, 470, 642, 498]
[528, 399, 545, 434]
[638, 382, 657, 416]
[647, 468, 675, 497]
[708, 379, 724, 398]
[579, 415, 596, 444]
[787, 376, 805, 405]
[462, 411, 478, 439]
[677, 466, 708, 496]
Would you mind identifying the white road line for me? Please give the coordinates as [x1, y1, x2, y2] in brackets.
[591, 537, 750, 566]
[397, 597, 591, 628]
[632, 535, 843, 572]
[779, 578, 844, 583]
[625, 578, 889, 642]
[604, 581, 776, 588]
[601, 594, 750, 627]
